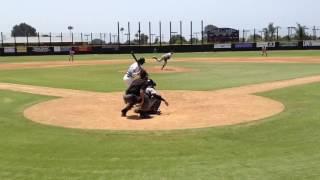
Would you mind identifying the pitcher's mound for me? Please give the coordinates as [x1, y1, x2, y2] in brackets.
[145, 66, 195, 73]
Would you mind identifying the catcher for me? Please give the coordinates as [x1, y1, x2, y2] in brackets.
[152, 52, 174, 70]
[123, 51, 146, 87]
[145, 79, 169, 114]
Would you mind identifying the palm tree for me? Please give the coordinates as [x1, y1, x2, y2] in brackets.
[295, 23, 308, 41]
[263, 23, 277, 41]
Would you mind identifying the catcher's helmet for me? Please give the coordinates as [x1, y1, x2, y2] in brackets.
[137, 57, 145, 65]
[147, 79, 157, 87]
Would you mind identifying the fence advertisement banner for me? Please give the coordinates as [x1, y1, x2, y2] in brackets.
[16, 46, 27, 53]
[214, 43, 232, 49]
[256, 42, 276, 48]
[53, 46, 61, 52]
[78, 46, 92, 52]
[32, 47, 51, 53]
[234, 43, 253, 48]
[4, 47, 16, 53]
[102, 45, 119, 51]
[279, 42, 298, 47]
[303, 41, 320, 47]
[60, 46, 71, 52]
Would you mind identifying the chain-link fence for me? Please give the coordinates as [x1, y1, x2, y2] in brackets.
[1, 22, 320, 47]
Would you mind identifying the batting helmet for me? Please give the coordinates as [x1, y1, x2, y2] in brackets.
[137, 57, 145, 65]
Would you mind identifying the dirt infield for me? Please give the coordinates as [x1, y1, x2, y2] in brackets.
[1, 75, 320, 130]
[1, 56, 320, 130]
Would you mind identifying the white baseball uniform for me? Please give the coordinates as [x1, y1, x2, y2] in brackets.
[123, 62, 142, 87]
[160, 52, 173, 61]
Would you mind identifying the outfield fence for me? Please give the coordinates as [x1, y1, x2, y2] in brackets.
[1, 21, 320, 55]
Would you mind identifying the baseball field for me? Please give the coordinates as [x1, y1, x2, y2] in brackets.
[1, 50, 320, 179]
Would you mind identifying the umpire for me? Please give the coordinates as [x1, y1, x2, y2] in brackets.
[121, 69, 150, 118]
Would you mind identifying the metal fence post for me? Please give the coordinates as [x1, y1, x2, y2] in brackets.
[26, 33, 29, 46]
[100, 33, 103, 45]
[190, 21, 193, 45]
[90, 33, 93, 43]
[138, 22, 141, 46]
[60, 32, 63, 43]
[14, 33, 17, 48]
[159, 21, 162, 46]
[149, 22, 151, 46]
[180, 21, 183, 45]
[71, 32, 74, 45]
[117, 22, 120, 46]
[201, 20, 204, 45]
[37, 32, 40, 46]
[242, 29, 245, 42]
[128, 22, 131, 45]
[169, 21, 172, 45]
[0, 32, 3, 47]
[49, 32, 52, 46]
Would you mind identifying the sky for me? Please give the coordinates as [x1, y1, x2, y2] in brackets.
[0, 0, 319, 37]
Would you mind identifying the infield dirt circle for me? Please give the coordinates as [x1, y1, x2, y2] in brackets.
[1, 57, 320, 130]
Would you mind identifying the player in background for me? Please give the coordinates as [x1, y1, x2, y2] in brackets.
[69, 47, 75, 62]
[152, 52, 174, 70]
[123, 52, 146, 87]
[261, 45, 268, 56]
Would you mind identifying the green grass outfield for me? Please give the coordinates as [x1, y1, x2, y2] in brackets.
[1, 50, 320, 63]
[0, 51, 320, 179]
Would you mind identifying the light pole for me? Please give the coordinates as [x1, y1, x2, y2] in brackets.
[287, 26, 295, 41]
[68, 26, 74, 43]
[170, 32, 178, 44]
[242, 29, 249, 42]
[112, 34, 117, 44]
[313, 26, 320, 40]
[84, 34, 90, 43]
[124, 33, 129, 44]
[302, 27, 309, 40]
[193, 32, 200, 44]
[120, 27, 125, 43]
[150, 33, 156, 44]
[276, 27, 281, 41]
[259, 30, 264, 41]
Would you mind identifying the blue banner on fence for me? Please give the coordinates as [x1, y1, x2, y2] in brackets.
[60, 46, 72, 52]
[235, 43, 253, 48]
[4, 47, 16, 53]
[214, 43, 232, 49]
[279, 42, 298, 47]
[32, 47, 51, 53]
[303, 41, 320, 47]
